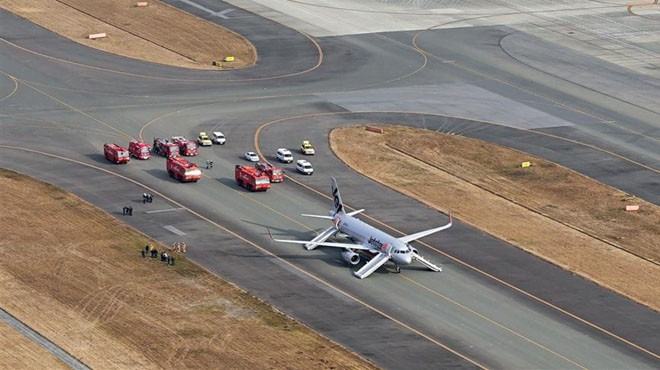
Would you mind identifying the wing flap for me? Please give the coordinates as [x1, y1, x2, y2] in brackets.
[353, 252, 390, 279]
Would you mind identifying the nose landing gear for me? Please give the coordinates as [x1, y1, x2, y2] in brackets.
[394, 265, 401, 274]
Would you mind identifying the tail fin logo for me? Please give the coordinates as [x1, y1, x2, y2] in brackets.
[332, 178, 344, 214]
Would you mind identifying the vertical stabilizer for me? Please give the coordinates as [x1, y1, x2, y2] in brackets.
[331, 177, 345, 215]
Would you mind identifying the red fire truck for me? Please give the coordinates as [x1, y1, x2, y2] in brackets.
[128, 140, 151, 160]
[153, 137, 180, 158]
[235, 165, 271, 191]
[103, 143, 130, 164]
[167, 157, 201, 183]
[255, 162, 284, 183]
[172, 136, 198, 156]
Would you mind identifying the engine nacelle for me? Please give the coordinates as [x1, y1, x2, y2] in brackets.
[341, 250, 360, 265]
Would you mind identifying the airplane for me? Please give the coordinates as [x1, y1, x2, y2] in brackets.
[269, 177, 452, 279]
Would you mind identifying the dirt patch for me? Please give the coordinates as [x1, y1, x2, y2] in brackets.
[330, 125, 660, 311]
[0, 0, 255, 69]
[0, 169, 375, 369]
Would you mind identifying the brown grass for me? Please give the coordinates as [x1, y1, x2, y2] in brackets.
[0, 0, 256, 69]
[0, 169, 376, 369]
[0, 321, 70, 369]
[330, 125, 660, 311]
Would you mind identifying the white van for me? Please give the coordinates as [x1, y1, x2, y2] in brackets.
[295, 159, 313, 175]
[276, 148, 293, 163]
[212, 131, 226, 145]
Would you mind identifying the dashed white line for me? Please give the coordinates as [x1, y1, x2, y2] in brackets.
[163, 225, 186, 236]
[146, 208, 184, 214]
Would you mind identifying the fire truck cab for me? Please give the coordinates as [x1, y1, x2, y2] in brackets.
[128, 140, 151, 160]
[167, 157, 201, 183]
[153, 137, 180, 158]
[103, 143, 130, 164]
[255, 162, 284, 183]
[235, 165, 271, 192]
[172, 136, 198, 156]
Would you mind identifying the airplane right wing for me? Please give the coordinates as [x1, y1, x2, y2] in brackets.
[397, 213, 452, 244]
[353, 252, 391, 279]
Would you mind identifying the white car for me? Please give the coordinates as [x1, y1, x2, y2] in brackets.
[295, 159, 313, 175]
[276, 148, 293, 163]
[212, 131, 226, 145]
[244, 151, 260, 162]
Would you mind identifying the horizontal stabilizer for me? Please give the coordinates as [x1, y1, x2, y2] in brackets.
[347, 209, 365, 216]
[301, 213, 334, 220]
[353, 252, 390, 279]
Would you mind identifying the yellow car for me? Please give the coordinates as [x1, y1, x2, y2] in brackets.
[197, 132, 212, 146]
[300, 140, 315, 155]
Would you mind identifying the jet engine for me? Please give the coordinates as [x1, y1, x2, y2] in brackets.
[341, 249, 360, 265]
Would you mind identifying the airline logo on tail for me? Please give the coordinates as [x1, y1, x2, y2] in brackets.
[332, 177, 344, 214]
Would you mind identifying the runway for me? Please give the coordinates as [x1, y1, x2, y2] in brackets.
[1, 1, 659, 368]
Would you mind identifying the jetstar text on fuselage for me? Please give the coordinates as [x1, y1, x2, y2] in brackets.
[368, 236, 386, 250]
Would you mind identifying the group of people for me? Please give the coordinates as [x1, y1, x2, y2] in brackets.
[142, 243, 176, 265]
[205, 160, 214, 169]
[142, 193, 154, 203]
[123, 192, 155, 215]
[170, 242, 187, 253]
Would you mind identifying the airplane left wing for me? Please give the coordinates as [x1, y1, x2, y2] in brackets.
[353, 252, 390, 279]
[268, 229, 372, 250]
[397, 213, 452, 244]
[303, 226, 337, 250]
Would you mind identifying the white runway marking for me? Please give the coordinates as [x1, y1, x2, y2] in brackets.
[146, 208, 184, 214]
[163, 225, 186, 236]
[215, 8, 236, 19]
[178, 0, 235, 18]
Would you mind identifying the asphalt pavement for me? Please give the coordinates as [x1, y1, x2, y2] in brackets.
[1, 1, 659, 369]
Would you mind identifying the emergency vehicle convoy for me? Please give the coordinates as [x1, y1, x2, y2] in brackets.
[255, 162, 284, 183]
[104, 143, 130, 164]
[172, 136, 198, 156]
[128, 140, 151, 160]
[153, 137, 180, 158]
[235, 165, 271, 191]
[167, 157, 201, 182]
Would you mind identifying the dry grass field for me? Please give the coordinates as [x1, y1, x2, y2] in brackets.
[0, 0, 255, 69]
[0, 321, 69, 369]
[0, 169, 376, 369]
[330, 125, 660, 311]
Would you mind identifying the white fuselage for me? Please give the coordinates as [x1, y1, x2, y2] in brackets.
[336, 214, 413, 266]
